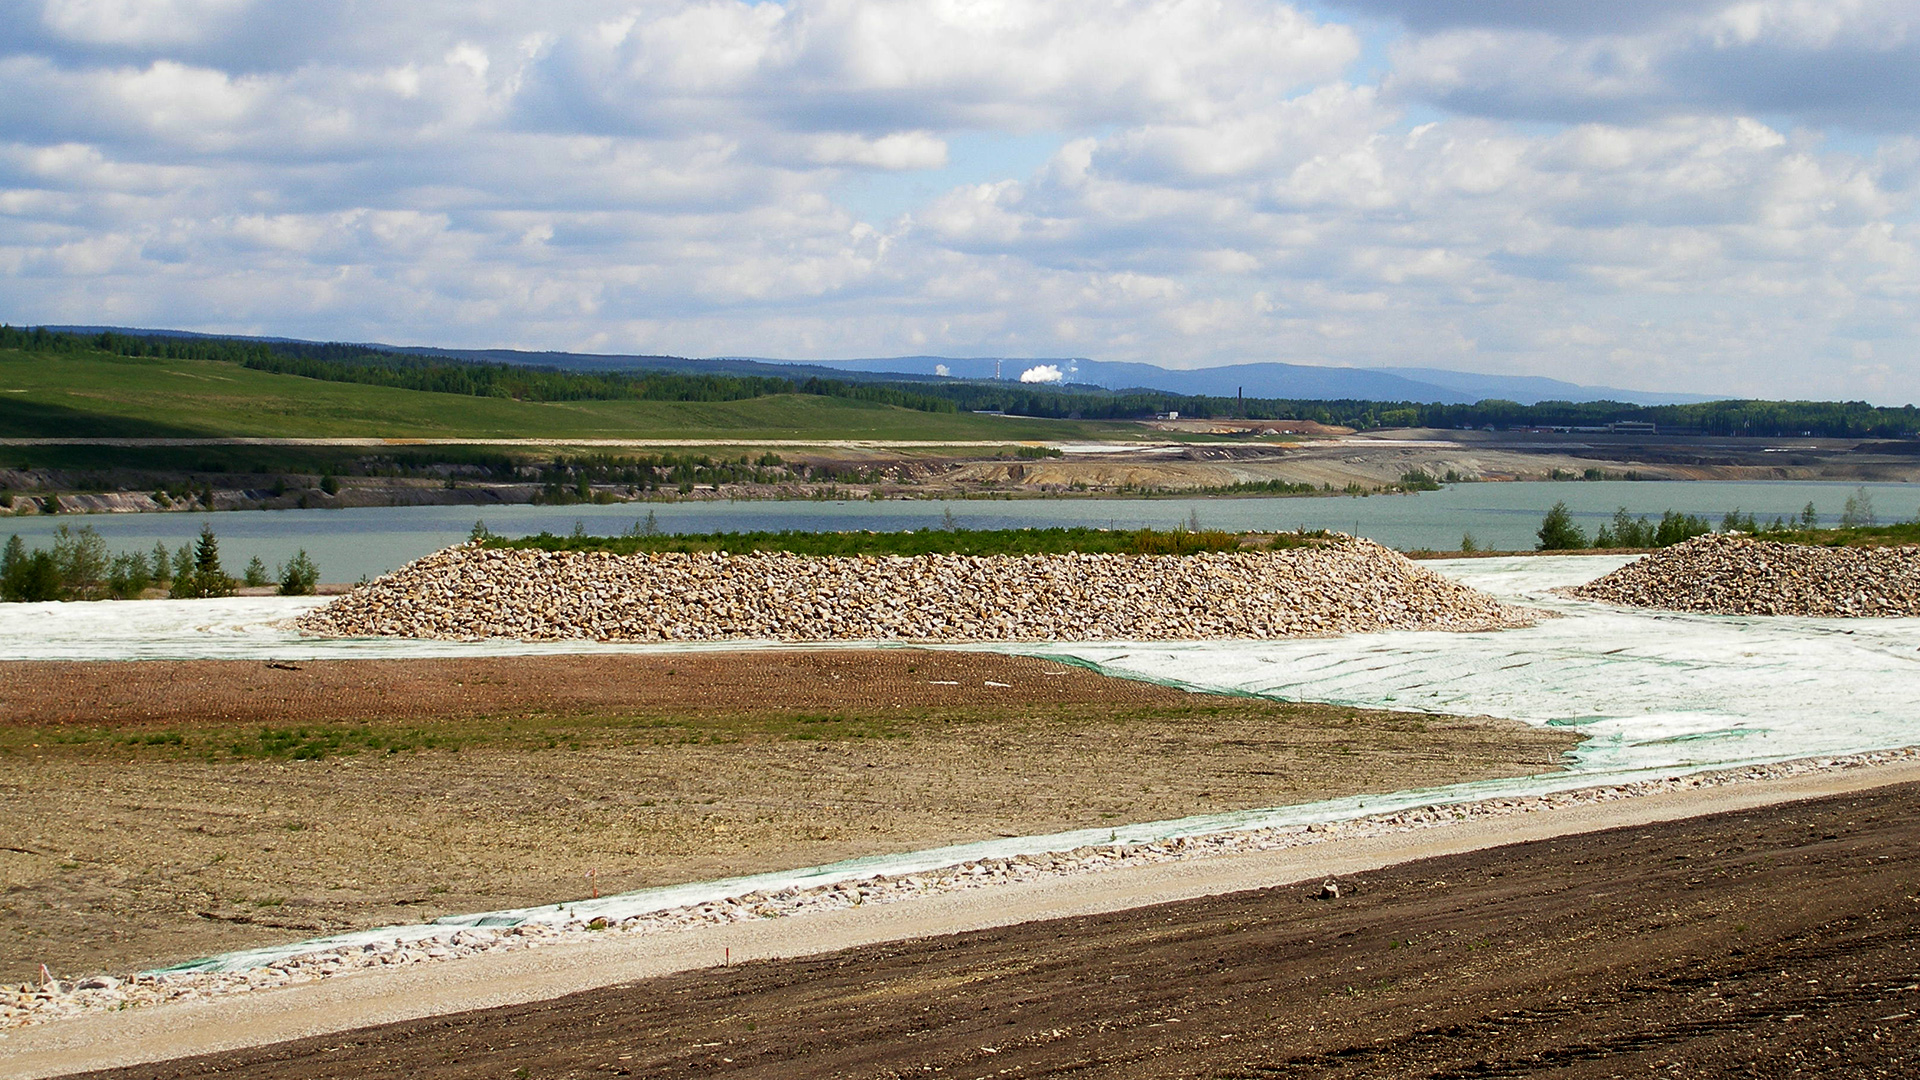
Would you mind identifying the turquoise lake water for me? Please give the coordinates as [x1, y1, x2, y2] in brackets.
[2, 479, 1915, 581]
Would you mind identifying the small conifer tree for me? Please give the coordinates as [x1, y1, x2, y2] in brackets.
[172, 524, 235, 598]
[277, 550, 319, 595]
[1535, 501, 1587, 550]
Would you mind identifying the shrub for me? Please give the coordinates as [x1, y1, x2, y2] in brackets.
[1596, 507, 1650, 548]
[171, 523, 235, 598]
[1652, 510, 1711, 547]
[1536, 502, 1587, 550]
[149, 541, 174, 585]
[50, 523, 109, 599]
[1, 536, 62, 602]
[278, 550, 320, 595]
[107, 551, 152, 599]
[1841, 487, 1876, 528]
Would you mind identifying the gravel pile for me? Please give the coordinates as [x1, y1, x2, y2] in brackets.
[295, 538, 1537, 642]
[1565, 533, 1920, 617]
[8, 747, 1914, 1032]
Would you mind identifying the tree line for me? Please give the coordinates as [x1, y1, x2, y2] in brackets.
[926, 383, 1920, 439]
[1534, 487, 1902, 550]
[0, 523, 317, 601]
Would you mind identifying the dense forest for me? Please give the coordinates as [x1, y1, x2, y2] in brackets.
[5, 325, 1917, 438]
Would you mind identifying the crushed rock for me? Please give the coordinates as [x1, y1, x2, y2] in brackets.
[1564, 533, 1920, 617]
[295, 537, 1538, 642]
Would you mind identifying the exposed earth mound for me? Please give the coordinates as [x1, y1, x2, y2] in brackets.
[296, 537, 1536, 642]
[1566, 532, 1920, 616]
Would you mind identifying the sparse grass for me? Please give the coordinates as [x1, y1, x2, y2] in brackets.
[0, 671, 1576, 982]
[1409, 521, 1920, 559]
[497, 526, 1339, 557]
[0, 699, 1456, 764]
[1756, 522, 1920, 548]
[0, 721, 466, 761]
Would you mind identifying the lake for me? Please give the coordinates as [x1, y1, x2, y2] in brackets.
[2, 479, 1914, 582]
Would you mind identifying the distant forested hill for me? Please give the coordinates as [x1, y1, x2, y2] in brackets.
[14, 325, 1920, 439]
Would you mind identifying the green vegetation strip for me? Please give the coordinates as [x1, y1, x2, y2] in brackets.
[3, 522, 317, 601]
[2, 709, 903, 762]
[0, 701, 1376, 762]
[1533, 490, 1920, 552]
[1747, 522, 1920, 547]
[488, 525, 1334, 557]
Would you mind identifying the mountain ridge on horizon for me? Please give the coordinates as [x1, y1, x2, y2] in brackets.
[681, 354, 1716, 407]
[41, 325, 1712, 407]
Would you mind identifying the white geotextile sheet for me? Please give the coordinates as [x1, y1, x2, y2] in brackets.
[1036, 554, 1920, 778]
[13, 555, 1919, 972]
[0, 595, 766, 661]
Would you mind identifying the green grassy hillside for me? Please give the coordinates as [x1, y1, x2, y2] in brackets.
[0, 348, 1131, 442]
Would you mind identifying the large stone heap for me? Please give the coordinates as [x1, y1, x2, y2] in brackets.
[295, 537, 1536, 642]
[1565, 533, 1920, 617]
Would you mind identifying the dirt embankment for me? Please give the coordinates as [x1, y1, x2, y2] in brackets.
[71, 782, 1920, 1080]
[0, 652, 1576, 982]
[10, 431, 1920, 513]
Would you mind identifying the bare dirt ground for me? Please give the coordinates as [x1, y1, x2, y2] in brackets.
[0, 653, 1575, 982]
[72, 781, 1920, 1080]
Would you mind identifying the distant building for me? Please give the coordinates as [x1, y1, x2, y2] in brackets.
[1608, 421, 1657, 434]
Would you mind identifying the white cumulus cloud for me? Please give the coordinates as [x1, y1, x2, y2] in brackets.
[1019, 363, 1065, 383]
[0, 0, 1916, 401]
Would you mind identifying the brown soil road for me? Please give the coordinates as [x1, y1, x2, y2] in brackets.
[15, 764, 1920, 1079]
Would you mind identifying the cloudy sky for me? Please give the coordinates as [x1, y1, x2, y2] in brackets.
[2, 1, 1917, 401]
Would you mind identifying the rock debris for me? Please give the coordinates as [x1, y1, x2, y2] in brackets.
[296, 537, 1538, 642]
[1566, 533, 1920, 617]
